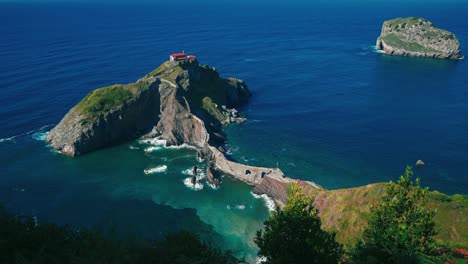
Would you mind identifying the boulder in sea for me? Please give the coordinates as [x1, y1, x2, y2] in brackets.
[206, 165, 221, 188]
[416, 160, 425, 167]
[376, 17, 463, 59]
[218, 145, 227, 153]
[191, 176, 197, 186]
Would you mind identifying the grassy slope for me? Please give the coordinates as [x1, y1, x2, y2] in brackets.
[380, 34, 440, 53]
[303, 184, 468, 247]
[385, 17, 431, 27]
[70, 81, 150, 125]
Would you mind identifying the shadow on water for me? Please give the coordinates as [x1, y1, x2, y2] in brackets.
[2, 186, 225, 246]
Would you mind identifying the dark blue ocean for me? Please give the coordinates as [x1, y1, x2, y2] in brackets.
[1, 2, 467, 262]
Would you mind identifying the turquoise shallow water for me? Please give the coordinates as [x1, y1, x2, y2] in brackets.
[1, 2, 468, 262]
[1, 133, 270, 262]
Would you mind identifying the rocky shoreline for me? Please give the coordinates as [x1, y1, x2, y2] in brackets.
[47, 59, 321, 207]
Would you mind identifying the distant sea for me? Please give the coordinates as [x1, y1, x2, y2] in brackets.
[1, 2, 467, 262]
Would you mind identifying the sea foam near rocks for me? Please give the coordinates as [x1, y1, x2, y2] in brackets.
[183, 177, 204, 191]
[251, 192, 276, 212]
[32, 132, 48, 141]
[143, 165, 168, 174]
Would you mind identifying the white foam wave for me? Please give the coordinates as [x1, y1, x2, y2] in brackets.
[0, 124, 53, 143]
[207, 182, 220, 190]
[144, 146, 162, 153]
[144, 165, 168, 174]
[129, 145, 139, 150]
[139, 138, 167, 146]
[182, 167, 206, 180]
[370, 45, 385, 54]
[182, 168, 194, 175]
[235, 205, 245, 210]
[0, 136, 16, 143]
[139, 137, 197, 151]
[32, 132, 48, 141]
[251, 192, 276, 212]
[183, 177, 204, 191]
[165, 143, 197, 150]
[257, 256, 267, 264]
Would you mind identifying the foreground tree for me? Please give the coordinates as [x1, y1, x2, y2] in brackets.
[0, 206, 239, 264]
[350, 166, 438, 263]
[255, 183, 343, 264]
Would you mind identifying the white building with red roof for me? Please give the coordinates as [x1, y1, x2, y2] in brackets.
[169, 51, 196, 61]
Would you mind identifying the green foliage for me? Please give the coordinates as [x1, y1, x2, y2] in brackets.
[350, 166, 438, 263]
[255, 183, 343, 264]
[385, 17, 430, 28]
[0, 206, 239, 264]
[74, 81, 149, 120]
[380, 34, 440, 53]
[202, 97, 228, 122]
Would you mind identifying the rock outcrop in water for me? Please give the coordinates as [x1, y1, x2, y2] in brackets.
[47, 59, 321, 204]
[47, 80, 161, 156]
[376, 17, 463, 59]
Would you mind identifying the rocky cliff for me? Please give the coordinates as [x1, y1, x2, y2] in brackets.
[47, 79, 161, 156]
[47, 59, 320, 202]
[376, 17, 463, 59]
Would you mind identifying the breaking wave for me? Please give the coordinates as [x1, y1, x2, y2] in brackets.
[183, 177, 204, 191]
[139, 137, 197, 151]
[0, 124, 53, 143]
[32, 132, 48, 141]
[251, 192, 276, 212]
[144, 146, 162, 153]
[143, 165, 168, 174]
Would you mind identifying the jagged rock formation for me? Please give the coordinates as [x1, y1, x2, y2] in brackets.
[376, 17, 463, 59]
[47, 79, 161, 156]
[47, 59, 321, 203]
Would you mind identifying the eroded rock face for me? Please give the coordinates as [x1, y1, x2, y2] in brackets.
[47, 78, 161, 156]
[47, 60, 250, 156]
[376, 17, 463, 59]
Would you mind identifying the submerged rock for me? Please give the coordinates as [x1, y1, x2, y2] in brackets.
[376, 17, 463, 59]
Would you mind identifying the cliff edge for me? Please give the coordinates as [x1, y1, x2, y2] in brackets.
[376, 17, 463, 59]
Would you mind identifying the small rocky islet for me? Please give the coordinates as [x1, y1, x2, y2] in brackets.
[376, 17, 463, 59]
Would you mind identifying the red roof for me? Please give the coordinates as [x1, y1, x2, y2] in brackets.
[171, 52, 186, 58]
[187, 55, 196, 59]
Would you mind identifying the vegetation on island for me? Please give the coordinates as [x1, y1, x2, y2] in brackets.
[377, 17, 462, 59]
[0, 206, 240, 264]
[72, 81, 151, 123]
[379, 34, 440, 53]
[384, 17, 432, 28]
[255, 166, 468, 263]
[350, 166, 438, 263]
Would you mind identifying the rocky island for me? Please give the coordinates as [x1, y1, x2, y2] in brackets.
[47, 57, 321, 207]
[376, 17, 463, 59]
